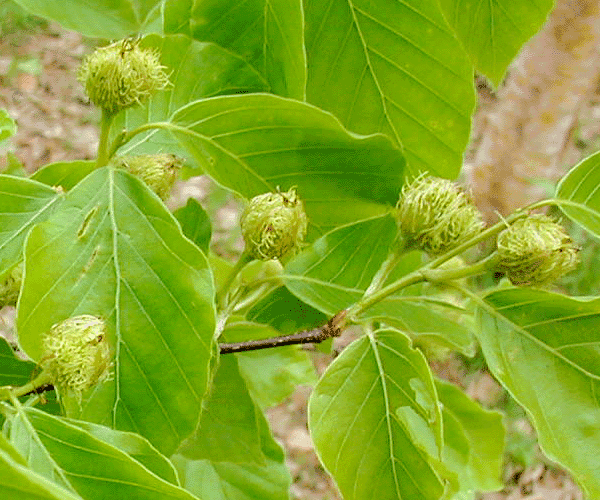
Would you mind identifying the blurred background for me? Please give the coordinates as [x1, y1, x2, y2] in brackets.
[0, 0, 598, 498]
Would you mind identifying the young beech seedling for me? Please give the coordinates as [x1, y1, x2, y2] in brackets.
[240, 187, 308, 261]
[396, 174, 484, 255]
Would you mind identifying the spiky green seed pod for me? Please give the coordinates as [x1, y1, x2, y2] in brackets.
[496, 214, 579, 286]
[0, 262, 23, 308]
[396, 175, 484, 255]
[116, 154, 181, 200]
[40, 315, 111, 400]
[241, 188, 308, 260]
[77, 39, 169, 114]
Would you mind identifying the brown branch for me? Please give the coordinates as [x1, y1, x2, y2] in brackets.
[14, 313, 348, 400]
[219, 310, 347, 354]
[21, 384, 54, 397]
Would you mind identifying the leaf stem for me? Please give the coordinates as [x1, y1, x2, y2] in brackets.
[96, 109, 116, 168]
[0, 370, 54, 402]
[216, 251, 254, 309]
[106, 121, 173, 159]
[363, 238, 409, 297]
[420, 252, 500, 282]
[346, 210, 528, 319]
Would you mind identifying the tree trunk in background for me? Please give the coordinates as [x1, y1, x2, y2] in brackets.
[467, 0, 600, 223]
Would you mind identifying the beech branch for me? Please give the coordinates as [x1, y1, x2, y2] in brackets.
[14, 311, 348, 398]
[219, 310, 348, 354]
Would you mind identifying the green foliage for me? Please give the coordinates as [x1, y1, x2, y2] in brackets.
[476, 288, 600, 498]
[438, 0, 555, 86]
[168, 94, 405, 235]
[174, 198, 212, 254]
[17, 168, 215, 455]
[0, 1, 598, 500]
[556, 149, 600, 237]
[0, 176, 62, 278]
[5, 405, 197, 499]
[169, 0, 306, 99]
[0, 0, 46, 35]
[0, 108, 16, 144]
[11, 0, 162, 39]
[309, 329, 448, 499]
[436, 379, 505, 493]
[31, 160, 96, 191]
[304, 0, 475, 177]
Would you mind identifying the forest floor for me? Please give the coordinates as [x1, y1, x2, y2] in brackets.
[0, 14, 588, 500]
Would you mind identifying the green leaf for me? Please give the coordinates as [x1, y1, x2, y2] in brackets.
[282, 214, 475, 353]
[309, 329, 448, 500]
[0, 108, 16, 143]
[0, 175, 62, 278]
[0, 431, 26, 466]
[172, 409, 290, 500]
[475, 288, 600, 498]
[438, 0, 554, 86]
[112, 34, 269, 159]
[174, 198, 212, 253]
[3, 153, 27, 177]
[11, 0, 162, 39]
[17, 167, 215, 455]
[224, 321, 317, 408]
[0, 337, 35, 387]
[177, 354, 265, 464]
[169, 94, 405, 235]
[0, 445, 83, 500]
[162, 0, 192, 36]
[247, 286, 327, 334]
[304, 0, 475, 177]
[7, 407, 199, 500]
[31, 161, 96, 191]
[284, 214, 398, 314]
[436, 379, 504, 493]
[245, 284, 335, 353]
[364, 296, 476, 356]
[65, 420, 179, 485]
[556, 150, 600, 238]
[181, 0, 305, 99]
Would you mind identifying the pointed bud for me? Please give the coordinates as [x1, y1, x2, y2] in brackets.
[496, 214, 579, 286]
[116, 154, 181, 200]
[241, 188, 308, 260]
[396, 175, 484, 255]
[77, 39, 169, 114]
[41, 315, 111, 400]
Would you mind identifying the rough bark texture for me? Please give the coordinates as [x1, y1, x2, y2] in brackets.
[467, 0, 600, 222]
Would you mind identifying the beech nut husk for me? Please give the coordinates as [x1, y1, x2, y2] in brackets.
[241, 187, 308, 260]
[496, 214, 579, 286]
[77, 38, 169, 114]
[396, 174, 484, 255]
[115, 154, 181, 200]
[40, 315, 111, 400]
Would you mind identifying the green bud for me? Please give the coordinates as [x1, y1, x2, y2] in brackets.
[77, 39, 169, 114]
[41, 315, 111, 400]
[241, 188, 308, 260]
[116, 154, 181, 200]
[0, 262, 23, 308]
[396, 174, 484, 255]
[496, 214, 579, 286]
